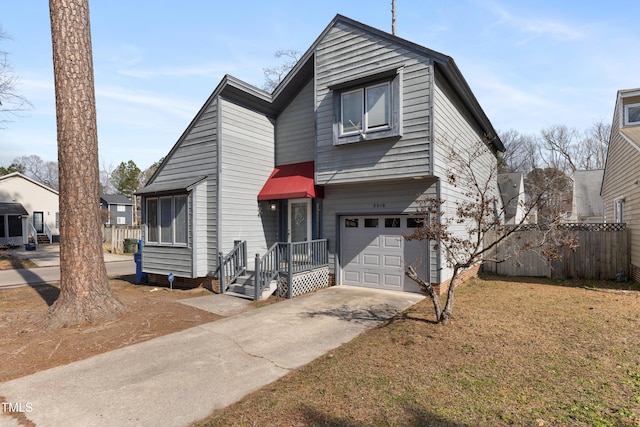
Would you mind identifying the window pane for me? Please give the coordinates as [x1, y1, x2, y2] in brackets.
[0, 216, 5, 238]
[345, 218, 359, 228]
[160, 197, 173, 243]
[407, 217, 423, 228]
[174, 195, 188, 244]
[117, 204, 126, 212]
[341, 89, 363, 134]
[628, 105, 640, 124]
[366, 84, 389, 129]
[364, 218, 379, 228]
[147, 199, 158, 242]
[117, 217, 126, 225]
[385, 218, 400, 228]
[8, 215, 21, 237]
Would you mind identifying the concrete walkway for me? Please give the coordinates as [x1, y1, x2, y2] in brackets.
[0, 244, 135, 289]
[0, 286, 424, 427]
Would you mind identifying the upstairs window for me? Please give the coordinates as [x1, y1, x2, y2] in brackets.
[625, 103, 640, 126]
[340, 82, 390, 136]
[614, 199, 624, 223]
[332, 68, 403, 145]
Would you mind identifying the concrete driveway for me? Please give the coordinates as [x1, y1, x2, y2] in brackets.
[0, 286, 424, 427]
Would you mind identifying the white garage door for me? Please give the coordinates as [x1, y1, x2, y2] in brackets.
[340, 216, 428, 293]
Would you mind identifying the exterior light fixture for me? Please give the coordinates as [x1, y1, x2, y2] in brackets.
[270, 202, 277, 212]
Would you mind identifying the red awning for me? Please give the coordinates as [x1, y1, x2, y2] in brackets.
[258, 161, 324, 200]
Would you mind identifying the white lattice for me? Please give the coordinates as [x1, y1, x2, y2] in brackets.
[276, 267, 330, 298]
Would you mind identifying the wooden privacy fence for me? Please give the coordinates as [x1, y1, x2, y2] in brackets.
[102, 225, 141, 254]
[483, 223, 630, 280]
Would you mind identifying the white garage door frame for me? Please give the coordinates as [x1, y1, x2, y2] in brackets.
[338, 214, 429, 293]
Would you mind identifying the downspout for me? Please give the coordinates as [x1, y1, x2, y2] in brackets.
[216, 98, 223, 274]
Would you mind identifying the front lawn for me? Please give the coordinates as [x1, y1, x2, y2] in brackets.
[197, 276, 640, 427]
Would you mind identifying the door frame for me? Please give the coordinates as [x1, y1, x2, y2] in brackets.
[287, 198, 311, 242]
[33, 211, 44, 234]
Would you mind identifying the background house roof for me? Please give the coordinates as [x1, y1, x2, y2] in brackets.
[100, 194, 133, 205]
[498, 172, 524, 221]
[0, 172, 59, 195]
[573, 170, 604, 220]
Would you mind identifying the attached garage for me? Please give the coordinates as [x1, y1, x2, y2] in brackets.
[339, 215, 429, 293]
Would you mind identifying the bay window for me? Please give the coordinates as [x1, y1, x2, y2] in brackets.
[146, 194, 188, 245]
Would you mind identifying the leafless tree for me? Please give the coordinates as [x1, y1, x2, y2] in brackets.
[46, 0, 125, 329]
[576, 119, 610, 170]
[498, 129, 540, 174]
[13, 154, 59, 190]
[262, 50, 299, 92]
[540, 124, 578, 176]
[405, 138, 576, 323]
[0, 25, 32, 125]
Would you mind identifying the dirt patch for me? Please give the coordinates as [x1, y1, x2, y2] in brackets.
[0, 278, 222, 383]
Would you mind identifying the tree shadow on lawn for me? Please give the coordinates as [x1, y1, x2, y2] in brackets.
[297, 403, 471, 427]
[28, 283, 60, 306]
[479, 273, 640, 292]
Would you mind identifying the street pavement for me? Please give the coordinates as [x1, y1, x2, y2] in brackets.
[0, 244, 135, 288]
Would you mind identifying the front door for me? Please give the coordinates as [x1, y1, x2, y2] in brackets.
[33, 212, 44, 234]
[287, 199, 311, 242]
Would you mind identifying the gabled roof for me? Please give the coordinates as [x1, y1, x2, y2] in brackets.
[136, 176, 207, 196]
[100, 193, 133, 205]
[0, 172, 59, 195]
[144, 14, 503, 187]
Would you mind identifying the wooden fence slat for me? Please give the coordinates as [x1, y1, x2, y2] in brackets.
[483, 226, 630, 280]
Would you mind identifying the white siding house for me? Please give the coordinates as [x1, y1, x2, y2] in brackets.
[137, 15, 503, 297]
[0, 172, 60, 245]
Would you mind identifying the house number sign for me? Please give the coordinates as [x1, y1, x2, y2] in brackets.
[373, 203, 386, 208]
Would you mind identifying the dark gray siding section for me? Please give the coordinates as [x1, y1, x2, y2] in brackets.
[315, 22, 432, 184]
[275, 80, 315, 165]
[143, 99, 218, 277]
[219, 98, 275, 257]
[321, 178, 438, 284]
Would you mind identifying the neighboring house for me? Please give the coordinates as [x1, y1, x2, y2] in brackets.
[100, 194, 134, 226]
[601, 88, 640, 281]
[137, 15, 503, 298]
[570, 169, 604, 223]
[0, 172, 60, 245]
[498, 173, 526, 225]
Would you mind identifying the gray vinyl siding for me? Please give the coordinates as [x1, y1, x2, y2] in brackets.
[315, 22, 432, 184]
[601, 99, 640, 273]
[108, 204, 133, 225]
[321, 178, 438, 284]
[143, 99, 218, 277]
[433, 76, 499, 282]
[219, 98, 275, 258]
[275, 80, 315, 165]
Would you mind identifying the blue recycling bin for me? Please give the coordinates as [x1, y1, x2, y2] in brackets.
[134, 240, 148, 284]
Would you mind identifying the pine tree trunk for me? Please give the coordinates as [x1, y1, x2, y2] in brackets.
[46, 0, 125, 329]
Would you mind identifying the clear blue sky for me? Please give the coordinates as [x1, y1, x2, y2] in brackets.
[1, 0, 639, 171]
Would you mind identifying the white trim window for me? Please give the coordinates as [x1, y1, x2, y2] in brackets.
[614, 198, 624, 223]
[625, 103, 640, 126]
[340, 82, 390, 136]
[116, 204, 126, 212]
[145, 194, 188, 245]
[117, 216, 126, 225]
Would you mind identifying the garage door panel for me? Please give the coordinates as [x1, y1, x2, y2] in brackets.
[383, 254, 402, 268]
[383, 274, 402, 288]
[383, 236, 401, 248]
[363, 253, 380, 265]
[344, 270, 361, 283]
[363, 272, 381, 286]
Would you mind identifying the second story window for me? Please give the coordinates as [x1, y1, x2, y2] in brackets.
[624, 103, 640, 126]
[340, 82, 390, 136]
[332, 67, 403, 145]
